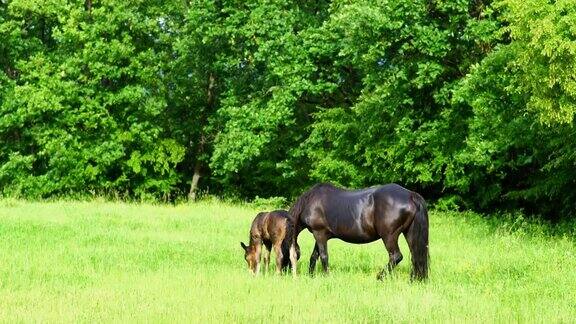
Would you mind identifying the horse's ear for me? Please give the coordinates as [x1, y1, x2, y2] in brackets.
[240, 242, 248, 251]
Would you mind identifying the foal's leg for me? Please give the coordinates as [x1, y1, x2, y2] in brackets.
[262, 242, 271, 274]
[289, 243, 298, 278]
[273, 241, 283, 274]
[253, 242, 262, 275]
[312, 231, 330, 274]
[309, 242, 319, 275]
[377, 233, 403, 280]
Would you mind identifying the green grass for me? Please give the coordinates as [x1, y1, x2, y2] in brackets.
[0, 199, 575, 322]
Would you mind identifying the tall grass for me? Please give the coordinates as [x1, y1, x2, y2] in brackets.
[0, 199, 574, 322]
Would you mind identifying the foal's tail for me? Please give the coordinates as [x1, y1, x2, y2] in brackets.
[281, 218, 299, 268]
[282, 214, 300, 276]
[409, 192, 429, 281]
[282, 219, 295, 258]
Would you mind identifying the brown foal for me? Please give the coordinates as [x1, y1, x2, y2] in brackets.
[241, 210, 298, 276]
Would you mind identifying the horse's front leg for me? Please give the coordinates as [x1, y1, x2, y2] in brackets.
[309, 242, 319, 275]
[312, 231, 330, 274]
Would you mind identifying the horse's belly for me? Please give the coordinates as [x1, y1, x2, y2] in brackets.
[336, 235, 379, 244]
[327, 216, 378, 243]
[331, 224, 379, 243]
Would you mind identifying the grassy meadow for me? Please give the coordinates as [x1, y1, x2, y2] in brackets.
[0, 199, 575, 322]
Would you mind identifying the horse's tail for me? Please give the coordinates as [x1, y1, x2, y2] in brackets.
[409, 192, 429, 281]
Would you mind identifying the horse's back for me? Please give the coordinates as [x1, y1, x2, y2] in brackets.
[313, 186, 378, 243]
[306, 183, 416, 241]
[324, 184, 410, 211]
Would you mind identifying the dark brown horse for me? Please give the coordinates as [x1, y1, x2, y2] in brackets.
[241, 210, 299, 276]
[289, 183, 429, 281]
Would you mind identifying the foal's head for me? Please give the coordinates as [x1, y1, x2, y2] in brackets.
[240, 242, 258, 273]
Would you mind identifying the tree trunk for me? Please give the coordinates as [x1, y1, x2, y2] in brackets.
[84, 0, 92, 14]
[188, 73, 215, 201]
[188, 157, 202, 201]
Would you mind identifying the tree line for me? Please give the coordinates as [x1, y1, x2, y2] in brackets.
[1, 0, 576, 219]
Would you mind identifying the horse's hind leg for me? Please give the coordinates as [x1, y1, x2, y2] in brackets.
[309, 242, 319, 275]
[377, 233, 403, 280]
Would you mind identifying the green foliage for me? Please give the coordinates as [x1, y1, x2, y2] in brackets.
[449, 0, 576, 217]
[293, 0, 501, 193]
[0, 0, 188, 199]
[1, 0, 576, 218]
[208, 1, 328, 197]
[251, 195, 288, 210]
[499, 0, 576, 124]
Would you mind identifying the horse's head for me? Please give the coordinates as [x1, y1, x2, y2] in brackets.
[240, 242, 258, 273]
